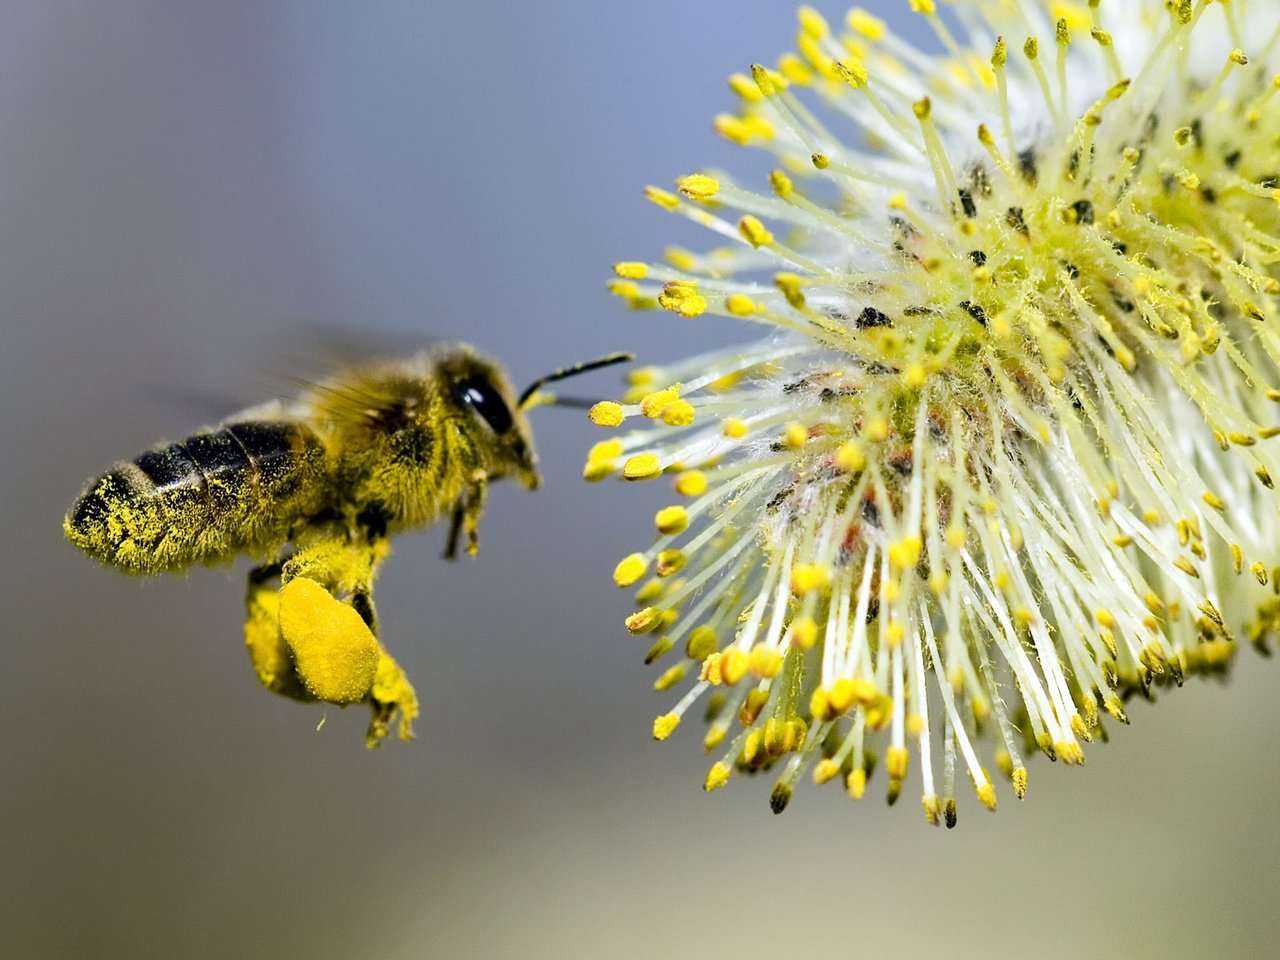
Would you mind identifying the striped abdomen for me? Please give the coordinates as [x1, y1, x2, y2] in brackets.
[65, 420, 329, 574]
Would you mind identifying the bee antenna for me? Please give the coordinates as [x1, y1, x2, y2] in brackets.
[519, 352, 633, 409]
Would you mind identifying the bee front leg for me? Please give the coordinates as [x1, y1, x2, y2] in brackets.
[462, 470, 488, 557]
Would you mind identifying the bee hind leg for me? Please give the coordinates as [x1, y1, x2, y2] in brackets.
[244, 562, 311, 703]
[462, 470, 488, 557]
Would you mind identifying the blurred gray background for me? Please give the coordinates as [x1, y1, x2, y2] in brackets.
[3, 3, 1279, 958]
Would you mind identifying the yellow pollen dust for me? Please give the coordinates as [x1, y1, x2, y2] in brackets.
[661, 399, 696, 427]
[676, 174, 720, 199]
[658, 280, 707, 318]
[640, 387, 680, 419]
[653, 713, 681, 741]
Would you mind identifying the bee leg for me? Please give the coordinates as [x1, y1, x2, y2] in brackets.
[462, 470, 488, 556]
[443, 500, 465, 561]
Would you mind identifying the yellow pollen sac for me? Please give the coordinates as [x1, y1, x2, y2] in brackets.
[774, 273, 806, 309]
[1203, 491, 1227, 512]
[644, 185, 680, 210]
[724, 293, 757, 316]
[813, 758, 841, 785]
[676, 173, 720, 199]
[655, 505, 690, 536]
[625, 606, 663, 635]
[278, 577, 380, 705]
[723, 417, 749, 439]
[790, 616, 818, 650]
[790, 562, 832, 596]
[782, 422, 809, 449]
[675, 470, 708, 497]
[847, 768, 867, 801]
[700, 652, 724, 685]
[686, 625, 718, 662]
[888, 535, 923, 571]
[768, 169, 793, 198]
[613, 261, 648, 279]
[738, 215, 774, 248]
[658, 280, 707, 318]
[582, 459, 616, 483]
[704, 762, 730, 791]
[728, 71, 764, 102]
[588, 438, 623, 462]
[864, 416, 889, 443]
[846, 8, 885, 40]
[797, 5, 828, 39]
[640, 386, 680, 419]
[613, 553, 649, 588]
[903, 363, 927, 389]
[885, 621, 906, 647]
[656, 549, 686, 577]
[835, 59, 869, 89]
[588, 401, 625, 427]
[887, 746, 909, 780]
[653, 713, 681, 741]
[749, 644, 784, 679]
[1012, 767, 1028, 799]
[835, 441, 865, 472]
[661, 399, 696, 427]
[720, 648, 748, 685]
[623, 453, 663, 481]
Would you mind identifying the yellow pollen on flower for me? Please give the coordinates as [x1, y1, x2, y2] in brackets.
[644, 185, 680, 210]
[653, 713, 681, 740]
[658, 280, 707, 318]
[704, 763, 730, 791]
[656, 549, 686, 577]
[749, 644, 784, 679]
[782, 422, 809, 449]
[888, 536, 923, 571]
[613, 553, 649, 588]
[723, 417, 749, 438]
[835, 59, 869, 89]
[588, 401, 625, 427]
[769, 169, 794, 198]
[728, 72, 763, 102]
[588, 439, 623, 461]
[791, 563, 832, 596]
[661, 399, 696, 427]
[835, 440, 865, 472]
[623, 453, 663, 481]
[724, 293, 757, 316]
[625, 606, 663, 635]
[654, 665, 686, 692]
[582, 459, 615, 483]
[613, 261, 648, 279]
[674, 470, 708, 497]
[864, 416, 890, 443]
[738, 215, 774, 248]
[720, 648, 748, 685]
[676, 174, 720, 199]
[774, 273, 806, 308]
[655, 505, 690, 536]
[846, 8, 885, 40]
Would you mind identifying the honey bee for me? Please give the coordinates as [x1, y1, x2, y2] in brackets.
[65, 345, 630, 745]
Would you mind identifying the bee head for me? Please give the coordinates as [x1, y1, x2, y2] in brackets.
[438, 348, 541, 490]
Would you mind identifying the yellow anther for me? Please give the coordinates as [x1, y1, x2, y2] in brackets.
[888, 191, 907, 209]
[1091, 27, 1112, 47]
[654, 664, 686, 692]
[628, 366, 660, 387]
[887, 746, 909, 780]
[1024, 36, 1039, 60]
[724, 293, 757, 316]
[613, 553, 649, 588]
[644, 185, 680, 210]
[582, 459, 616, 482]
[1174, 556, 1200, 578]
[656, 549, 686, 577]
[946, 523, 966, 549]
[992, 36, 1007, 67]
[888, 535, 923, 571]
[1203, 491, 1226, 512]
[728, 72, 763, 102]
[908, 0, 936, 13]
[613, 261, 648, 279]
[798, 6, 828, 38]
[847, 768, 867, 800]
[749, 644, 784, 679]
[723, 417, 749, 439]
[709, 371, 742, 391]
[903, 363, 927, 388]
[622, 453, 663, 481]
[686, 626, 718, 662]
[864, 416, 889, 443]
[750, 62, 779, 97]
[639, 386, 679, 419]
[674, 470, 707, 497]
[811, 152, 830, 170]
[885, 621, 906, 647]
[676, 173, 720, 199]
[790, 562, 832, 596]
[790, 616, 818, 650]
[976, 779, 998, 811]
[655, 505, 689, 536]
[912, 96, 932, 121]
[777, 53, 814, 86]
[834, 59, 868, 88]
[813, 758, 841, 785]
[782, 422, 809, 449]
[1230, 49, 1249, 66]
[774, 272, 806, 309]
[661, 399, 696, 427]
[1055, 17, 1071, 46]
[768, 169, 793, 198]
[720, 648, 748, 685]
[606, 279, 639, 299]
[713, 113, 753, 145]
[653, 713, 680, 740]
[625, 606, 663, 635]
[588, 401, 625, 427]
[738, 215, 774, 248]
[658, 280, 707, 318]
[835, 440, 865, 472]
[809, 686, 833, 723]
[588, 438, 623, 462]
[1095, 608, 1117, 630]
[704, 762, 730, 791]
[1254, 562, 1270, 586]
[846, 8, 885, 39]
[739, 689, 768, 726]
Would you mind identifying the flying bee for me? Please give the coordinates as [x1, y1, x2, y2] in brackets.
[65, 345, 631, 745]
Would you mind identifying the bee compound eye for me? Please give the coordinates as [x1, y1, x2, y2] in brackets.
[456, 378, 514, 435]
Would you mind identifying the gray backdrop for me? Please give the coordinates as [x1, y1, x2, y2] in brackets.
[3, 3, 1278, 958]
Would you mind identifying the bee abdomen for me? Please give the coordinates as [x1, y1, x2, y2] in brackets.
[66, 420, 328, 574]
